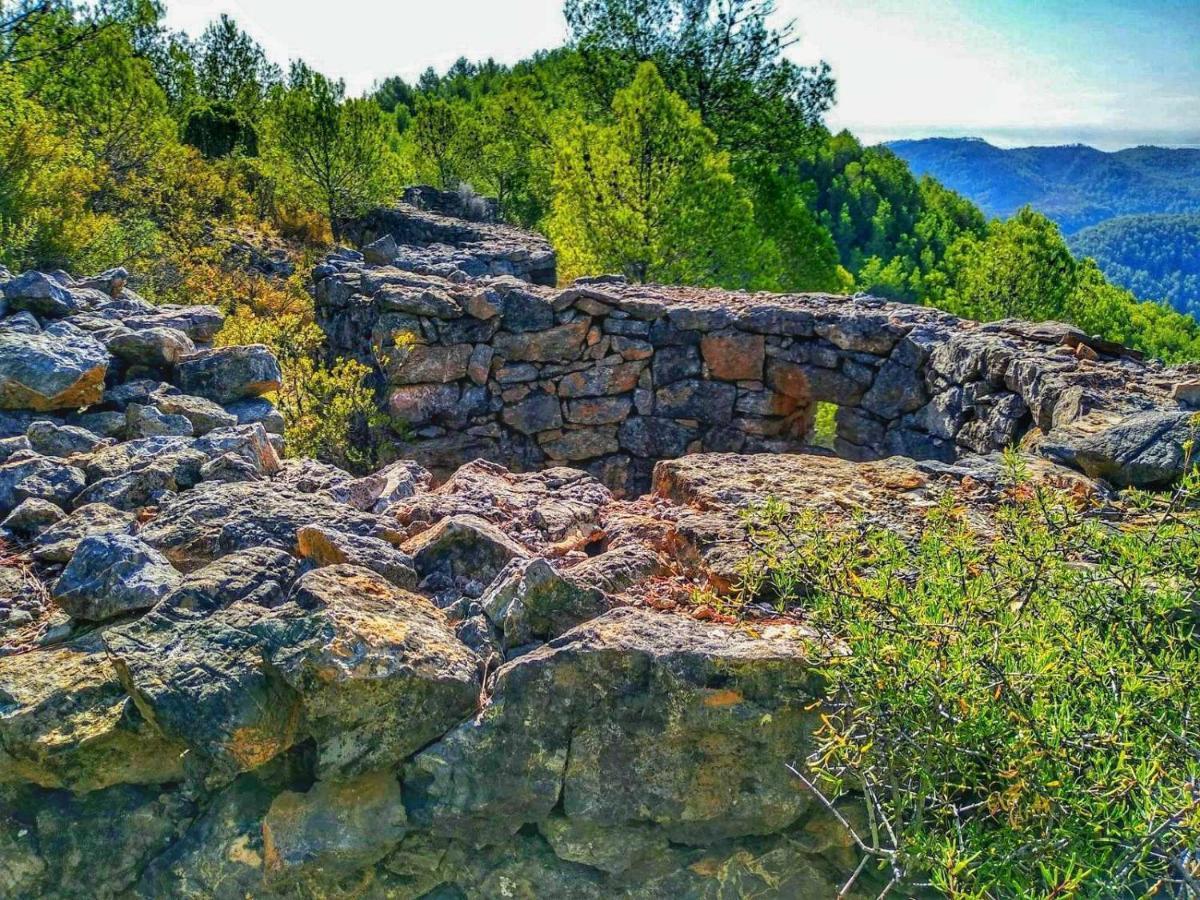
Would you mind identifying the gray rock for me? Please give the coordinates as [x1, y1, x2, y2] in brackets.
[0, 434, 32, 462]
[296, 524, 418, 588]
[223, 397, 285, 435]
[124, 304, 224, 342]
[25, 422, 107, 458]
[2, 271, 78, 318]
[404, 513, 529, 585]
[152, 392, 237, 435]
[261, 771, 408, 889]
[618, 416, 696, 458]
[70, 410, 126, 439]
[1, 497, 63, 538]
[405, 607, 819, 845]
[539, 426, 619, 461]
[481, 558, 613, 650]
[1042, 410, 1198, 487]
[126, 402, 194, 438]
[362, 233, 399, 265]
[30, 502, 137, 563]
[0, 454, 85, 516]
[0, 329, 108, 411]
[139, 478, 403, 572]
[654, 379, 736, 424]
[105, 326, 195, 368]
[336, 458, 432, 513]
[53, 534, 181, 621]
[502, 392, 562, 435]
[175, 344, 282, 404]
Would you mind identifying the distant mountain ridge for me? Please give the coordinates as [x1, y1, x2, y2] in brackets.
[1067, 214, 1200, 319]
[886, 137, 1200, 235]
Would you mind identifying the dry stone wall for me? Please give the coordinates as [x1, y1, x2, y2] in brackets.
[316, 197, 1200, 495]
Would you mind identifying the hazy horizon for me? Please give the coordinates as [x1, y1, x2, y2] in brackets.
[161, 0, 1200, 153]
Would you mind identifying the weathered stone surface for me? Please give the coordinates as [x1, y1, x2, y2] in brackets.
[3, 271, 77, 317]
[262, 770, 408, 887]
[224, 396, 285, 435]
[481, 558, 613, 650]
[175, 344, 282, 403]
[152, 392, 237, 435]
[502, 391, 562, 434]
[654, 379, 736, 424]
[104, 591, 306, 785]
[0, 454, 85, 516]
[273, 565, 480, 777]
[495, 319, 589, 362]
[564, 395, 633, 425]
[296, 524, 418, 588]
[405, 607, 819, 844]
[540, 426, 619, 461]
[336, 458, 432, 513]
[53, 534, 181, 621]
[126, 401, 194, 438]
[385, 342, 473, 384]
[1, 498, 63, 538]
[30, 502, 137, 563]
[0, 329, 107, 411]
[26, 422, 107, 458]
[404, 513, 529, 584]
[701, 331, 765, 381]
[139, 478, 403, 572]
[391, 459, 610, 552]
[105, 326, 194, 368]
[1042, 410, 1199, 487]
[387, 381, 460, 426]
[558, 361, 643, 398]
[0, 635, 186, 792]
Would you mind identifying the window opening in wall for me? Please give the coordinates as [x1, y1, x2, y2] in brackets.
[805, 401, 839, 451]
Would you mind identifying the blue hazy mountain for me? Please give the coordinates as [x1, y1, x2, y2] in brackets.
[886, 137, 1200, 236]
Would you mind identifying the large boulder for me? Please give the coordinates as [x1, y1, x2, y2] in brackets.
[1041, 409, 1199, 487]
[52, 534, 181, 621]
[0, 634, 186, 792]
[405, 607, 820, 845]
[262, 770, 408, 889]
[105, 326, 195, 368]
[174, 344, 282, 404]
[481, 558, 613, 651]
[276, 565, 481, 778]
[0, 329, 108, 411]
[104, 561, 479, 786]
[390, 459, 611, 554]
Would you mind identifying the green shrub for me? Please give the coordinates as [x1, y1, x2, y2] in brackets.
[737, 452, 1200, 897]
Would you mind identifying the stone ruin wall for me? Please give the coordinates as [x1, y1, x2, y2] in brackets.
[316, 192, 1200, 496]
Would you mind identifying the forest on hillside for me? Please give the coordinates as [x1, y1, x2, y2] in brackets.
[890, 137, 1200, 314]
[1068, 213, 1200, 319]
[4, 0, 1200, 367]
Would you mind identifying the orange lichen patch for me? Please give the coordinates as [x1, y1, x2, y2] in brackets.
[226, 834, 263, 869]
[225, 716, 298, 772]
[703, 689, 744, 708]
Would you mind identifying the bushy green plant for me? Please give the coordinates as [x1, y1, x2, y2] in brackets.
[738, 451, 1200, 898]
[206, 267, 385, 474]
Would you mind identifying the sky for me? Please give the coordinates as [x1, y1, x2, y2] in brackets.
[162, 0, 1200, 150]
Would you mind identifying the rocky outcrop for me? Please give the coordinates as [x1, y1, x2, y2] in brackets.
[0, 213, 1195, 897]
[317, 203, 1200, 494]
